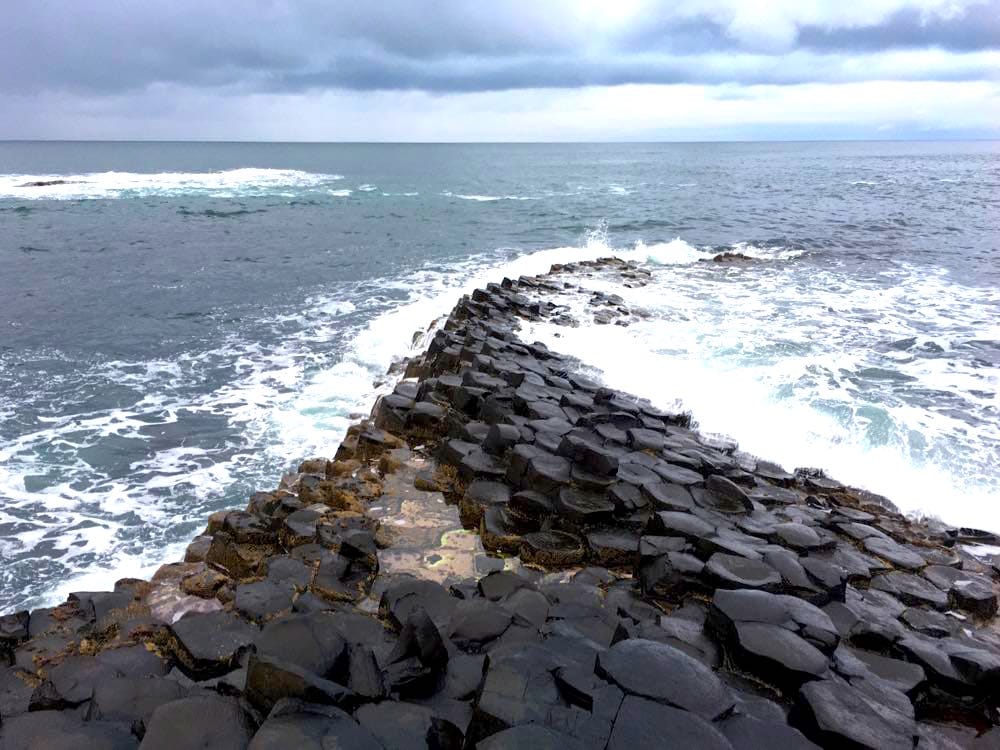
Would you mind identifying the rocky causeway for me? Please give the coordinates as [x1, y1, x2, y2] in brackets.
[2, 257, 1000, 748]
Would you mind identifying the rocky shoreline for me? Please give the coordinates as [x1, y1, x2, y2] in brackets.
[2, 257, 1000, 748]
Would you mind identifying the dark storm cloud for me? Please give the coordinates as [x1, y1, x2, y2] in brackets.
[0, 1, 998, 97]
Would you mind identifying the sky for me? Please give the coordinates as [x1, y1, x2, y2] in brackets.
[1, 0, 999, 141]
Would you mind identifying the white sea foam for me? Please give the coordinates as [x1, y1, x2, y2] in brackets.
[0, 168, 345, 200]
[441, 191, 535, 202]
[520, 246, 1000, 531]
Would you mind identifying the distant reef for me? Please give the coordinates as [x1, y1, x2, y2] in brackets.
[2, 257, 999, 748]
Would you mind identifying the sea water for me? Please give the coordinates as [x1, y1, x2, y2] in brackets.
[1, 140, 997, 613]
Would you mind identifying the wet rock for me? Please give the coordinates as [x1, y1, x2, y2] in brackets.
[703, 474, 754, 513]
[347, 644, 385, 699]
[254, 611, 347, 677]
[389, 608, 450, 677]
[246, 653, 354, 714]
[554, 487, 614, 524]
[586, 528, 639, 567]
[607, 696, 733, 750]
[653, 462, 704, 486]
[248, 699, 384, 750]
[871, 571, 949, 609]
[483, 424, 521, 455]
[596, 638, 733, 719]
[140, 693, 256, 750]
[0, 611, 30, 660]
[460, 480, 511, 527]
[900, 607, 955, 638]
[477, 724, 585, 750]
[706, 553, 782, 591]
[381, 577, 458, 629]
[87, 675, 188, 730]
[0, 667, 35, 718]
[234, 580, 295, 622]
[46, 654, 122, 705]
[709, 589, 840, 655]
[312, 552, 375, 603]
[922, 565, 998, 617]
[642, 482, 696, 512]
[181, 567, 229, 598]
[356, 701, 463, 750]
[0, 710, 137, 750]
[170, 609, 258, 678]
[794, 677, 915, 750]
[863, 537, 927, 570]
[771, 522, 826, 551]
[847, 647, 926, 694]
[509, 489, 553, 518]
[720, 714, 820, 750]
[448, 600, 512, 652]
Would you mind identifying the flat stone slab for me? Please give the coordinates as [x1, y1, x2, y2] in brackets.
[596, 638, 733, 719]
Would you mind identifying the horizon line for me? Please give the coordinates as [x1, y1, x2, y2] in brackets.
[2, 137, 999, 145]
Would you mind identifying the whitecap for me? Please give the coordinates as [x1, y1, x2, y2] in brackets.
[0, 168, 345, 200]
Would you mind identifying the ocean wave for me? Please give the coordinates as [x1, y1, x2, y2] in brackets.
[519, 254, 1000, 532]
[441, 191, 535, 202]
[0, 168, 345, 200]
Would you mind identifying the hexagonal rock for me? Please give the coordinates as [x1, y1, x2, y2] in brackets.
[900, 607, 955, 638]
[245, 653, 354, 714]
[460, 480, 512, 526]
[88, 675, 189, 728]
[248, 700, 385, 750]
[870, 571, 948, 610]
[356, 701, 463, 750]
[521, 453, 572, 495]
[846, 647, 926, 695]
[254, 612, 348, 677]
[448, 600, 513, 652]
[141, 694, 256, 750]
[554, 487, 615, 524]
[862, 537, 927, 571]
[642, 482, 696, 512]
[586, 528, 640, 567]
[770, 522, 826, 551]
[652, 462, 704, 487]
[380, 577, 458, 629]
[520, 530, 586, 567]
[0, 711, 137, 750]
[706, 553, 783, 591]
[720, 715, 820, 750]
[477, 724, 586, 750]
[708, 589, 840, 656]
[170, 609, 259, 678]
[921, 565, 998, 617]
[234, 580, 295, 623]
[793, 677, 915, 750]
[471, 641, 615, 746]
[596, 638, 734, 719]
[607, 696, 733, 750]
[702, 474, 754, 513]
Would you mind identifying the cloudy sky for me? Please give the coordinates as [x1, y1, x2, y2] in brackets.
[2, 0, 999, 141]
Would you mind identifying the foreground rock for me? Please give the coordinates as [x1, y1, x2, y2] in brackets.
[2, 257, 999, 748]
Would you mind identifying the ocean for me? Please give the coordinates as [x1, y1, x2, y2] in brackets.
[1, 140, 997, 614]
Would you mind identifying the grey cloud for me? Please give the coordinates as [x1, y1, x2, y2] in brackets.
[0, 0, 998, 98]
